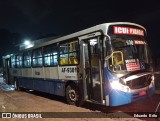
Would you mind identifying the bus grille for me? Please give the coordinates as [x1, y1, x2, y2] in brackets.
[125, 74, 152, 89]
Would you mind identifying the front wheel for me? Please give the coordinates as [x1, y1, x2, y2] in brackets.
[65, 84, 83, 106]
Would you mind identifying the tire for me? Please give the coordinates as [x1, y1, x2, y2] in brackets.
[65, 84, 83, 106]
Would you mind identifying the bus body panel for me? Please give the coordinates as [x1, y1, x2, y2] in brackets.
[22, 68, 32, 77]
[18, 77, 66, 96]
[58, 66, 81, 80]
[44, 67, 59, 79]
[109, 90, 132, 106]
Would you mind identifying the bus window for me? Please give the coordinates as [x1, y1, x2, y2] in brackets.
[60, 43, 69, 65]
[111, 51, 124, 71]
[11, 55, 16, 68]
[23, 51, 32, 68]
[69, 41, 78, 64]
[59, 40, 79, 65]
[16, 54, 23, 68]
[90, 39, 99, 66]
[69, 53, 78, 64]
[43, 44, 58, 66]
[32, 48, 43, 67]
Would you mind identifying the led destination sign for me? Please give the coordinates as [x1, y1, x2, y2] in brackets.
[114, 26, 144, 36]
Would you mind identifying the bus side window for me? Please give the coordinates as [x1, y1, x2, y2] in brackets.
[60, 43, 69, 65]
[69, 54, 78, 64]
[44, 44, 58, 66]
[59, 40, 79, 65]
[16, 54, 23, 68]
[32, 48, 43, 67]
[11, 55, 16, 68]
[23, 51, 32, 68]
[60, 57, 68, 65]
[69, 41, 79, 64]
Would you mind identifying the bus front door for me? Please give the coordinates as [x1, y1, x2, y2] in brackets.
[81, 37, 103, 104]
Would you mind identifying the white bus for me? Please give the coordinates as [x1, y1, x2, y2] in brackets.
[3, 22, 155, 106]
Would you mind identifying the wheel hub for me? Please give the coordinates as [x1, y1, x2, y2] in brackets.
[69, 90, 76, 101]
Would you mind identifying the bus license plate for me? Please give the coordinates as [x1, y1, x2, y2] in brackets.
[139, 90, 146, 96]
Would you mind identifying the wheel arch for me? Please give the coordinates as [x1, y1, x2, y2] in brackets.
[65, 80, 78, 89]
[65, 80, 83, 106]
[65, 80, 82, 95]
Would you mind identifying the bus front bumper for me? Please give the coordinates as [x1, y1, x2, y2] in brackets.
[108, 84, 155, 106]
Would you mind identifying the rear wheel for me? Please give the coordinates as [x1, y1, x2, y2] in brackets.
[65, 84, 83, 106]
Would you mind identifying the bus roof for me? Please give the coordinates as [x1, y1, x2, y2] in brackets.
[21, 22, 146, 51]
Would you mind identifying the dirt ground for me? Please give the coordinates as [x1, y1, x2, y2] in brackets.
[0, 89, 144, 121]
[0, 75, 160, 121]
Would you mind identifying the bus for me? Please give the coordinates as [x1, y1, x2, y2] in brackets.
[2, 22, 155, 106]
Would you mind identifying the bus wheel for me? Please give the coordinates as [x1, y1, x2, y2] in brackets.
[14, 79, 20, 91]
[65, 84, 82, 106]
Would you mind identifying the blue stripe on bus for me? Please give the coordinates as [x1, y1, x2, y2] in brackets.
[109, 90, 131, 106]
[18, 77, 66, 96]
[103, 68, 118, 95]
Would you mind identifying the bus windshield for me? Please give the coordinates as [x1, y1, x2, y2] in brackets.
[108, 35, 152, 72]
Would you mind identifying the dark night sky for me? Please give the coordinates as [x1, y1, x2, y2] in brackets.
[0, 0, 160, 66]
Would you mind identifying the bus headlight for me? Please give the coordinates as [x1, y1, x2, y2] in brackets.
[110, 81, 121, 90]
[110, 81, 130, 92]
